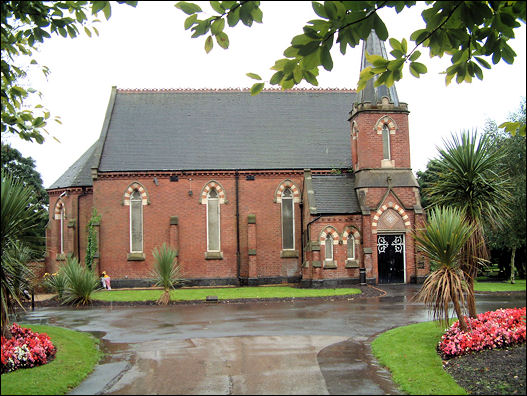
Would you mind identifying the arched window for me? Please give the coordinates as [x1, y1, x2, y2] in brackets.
[382, 123, 390, 160]
[130, 190, 143, 253]
[207, 188, 220, 252]
[324, 234, 333, 261]
[281, 188, 294, 250]
[347, 235, 355, 260]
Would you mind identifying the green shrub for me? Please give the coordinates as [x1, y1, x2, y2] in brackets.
[42, 270, 68, 300]
[151, 243, 182, 304]
[61, 256, 101, 306]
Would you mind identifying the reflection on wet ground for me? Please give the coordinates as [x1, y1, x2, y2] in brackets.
[16, 285, 525, 395]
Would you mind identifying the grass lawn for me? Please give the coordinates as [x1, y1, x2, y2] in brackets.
[92, 285, 362, 302]
[1, 324, 101, 395]
[474, 279, 526, 292]
[371, 320, 466, 395]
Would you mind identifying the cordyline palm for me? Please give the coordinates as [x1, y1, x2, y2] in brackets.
[151, 243, 182, 305]
[1, 170, 45, 338]
[414, 207, 475, 332]
[425, 131, 512, 318]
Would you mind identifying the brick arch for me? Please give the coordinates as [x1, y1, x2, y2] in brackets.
[200, 180, 226, 204]
[342, 226, 361, 245]
[319, 226, 340, 244]
[54, 199, 65, 220]
[371, 201, 411, 234]
[374, 115, 398, 135]
[274, 179, 301, 203]
[122, 182, 150, 206]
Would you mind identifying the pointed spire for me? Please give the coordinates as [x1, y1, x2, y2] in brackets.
[357, 30, 400, 106]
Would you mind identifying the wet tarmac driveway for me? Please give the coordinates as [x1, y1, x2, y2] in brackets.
[17, 285, 525, 395]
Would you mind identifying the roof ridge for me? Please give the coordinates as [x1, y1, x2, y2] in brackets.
[117, 87, 356, 93]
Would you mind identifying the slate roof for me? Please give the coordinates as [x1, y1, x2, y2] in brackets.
[311, 174, 361, 214]
[48, 142, 98, 189]
[97, 89, 356, 172]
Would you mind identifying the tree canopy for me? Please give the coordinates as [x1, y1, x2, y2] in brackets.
[176, 1, 526, 136]
[1, 1, 137, 144]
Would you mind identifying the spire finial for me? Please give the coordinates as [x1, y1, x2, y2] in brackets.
[357, 30, 400, 106]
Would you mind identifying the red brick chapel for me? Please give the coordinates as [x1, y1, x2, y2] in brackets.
[45, 30, 429, 288]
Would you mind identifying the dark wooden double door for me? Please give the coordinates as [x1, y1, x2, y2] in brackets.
[377, 234, 405, 284]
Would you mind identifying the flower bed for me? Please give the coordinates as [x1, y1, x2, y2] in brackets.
[438, 307, 526, 359]
[1, 323, 56, 374]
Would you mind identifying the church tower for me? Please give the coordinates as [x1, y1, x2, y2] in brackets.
[350, 30, 426, 284]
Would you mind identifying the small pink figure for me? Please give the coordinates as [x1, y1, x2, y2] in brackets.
[102, 271, 111, 290]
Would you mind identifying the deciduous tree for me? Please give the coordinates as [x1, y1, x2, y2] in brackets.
[1, 1, 137, 144]
[176, 1, 526, 135]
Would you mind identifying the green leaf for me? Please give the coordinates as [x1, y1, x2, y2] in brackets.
[281, 78, 295, 90]
[184, 14, 198, 30]
[408, 50, 421, 61]
[401, 38, 407, 53]
[312, 2, 328, 19]
[227, 6, 240, 26]
[205, 35, 213, 53]
[210, 1, 224, 14]
[320, 46, 333, 71]
[302, 47, 321, 70]
[211, 18, 225, 35]
[298, 41, 320, 56]
[474, 56, 491, 69]
[373, 14, 388, 41]
[365, 52, 389, 67]
[389, 38, 402, 52]
[303, 70, 319, 86]
[324, 1, 337, 19]
[239, 3, 254, 26]
[270, 71, 284, 85]
[175, 2, 203, 15]
[246, 73, 262, 80]
[251, 7, 263, 23]
[103, 2, 112, 19]
[216, 32, 229, 49]
[250, 82, 265, 96]
[92, 1, 108, 15]
[410, 62, 427, 74]
[387, 58, 404, 72]
[283, 46, 299, 58]
[84, 26, 92, 37]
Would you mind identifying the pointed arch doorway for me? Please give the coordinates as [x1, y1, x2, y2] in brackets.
[376, 208, 407, 284]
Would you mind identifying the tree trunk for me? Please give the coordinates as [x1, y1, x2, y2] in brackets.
[451, 290, 468, 332]
[510, 246, 516, 284]
[466, 275, 477, 319]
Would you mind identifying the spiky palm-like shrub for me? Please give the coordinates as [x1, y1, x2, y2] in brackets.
[151, 243, 181, 305]
[426, 130, 512, 318]
[1, 171, 44, 338]
[414, 207, 475, 332]
[61, 256, 101, 306]
[42, 270, 68, 300]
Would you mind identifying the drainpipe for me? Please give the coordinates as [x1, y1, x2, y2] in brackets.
[299, 200, 304, 266]
[77, 187, 87, 261]
[235, 170, 241, 285]
[306, 215, 322, 248]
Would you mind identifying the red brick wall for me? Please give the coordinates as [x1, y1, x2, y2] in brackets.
[46, 189, 93, 273]
[91, 172, 304, 281]
[352, 111, 411, 170]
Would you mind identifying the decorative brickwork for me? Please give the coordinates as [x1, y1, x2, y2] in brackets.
[371, 201, 411, 234]
[122, 182, 150, 206]
[342, 226, 361, 244]
[374, 115, 397, 135]
[54, 199, 65, 220]
[319, 226, 340, 244]
[274, 179, 301, 203]
[200, 180, 227, 204]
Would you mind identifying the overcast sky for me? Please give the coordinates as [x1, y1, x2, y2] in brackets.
[5, 1, 526, 188]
